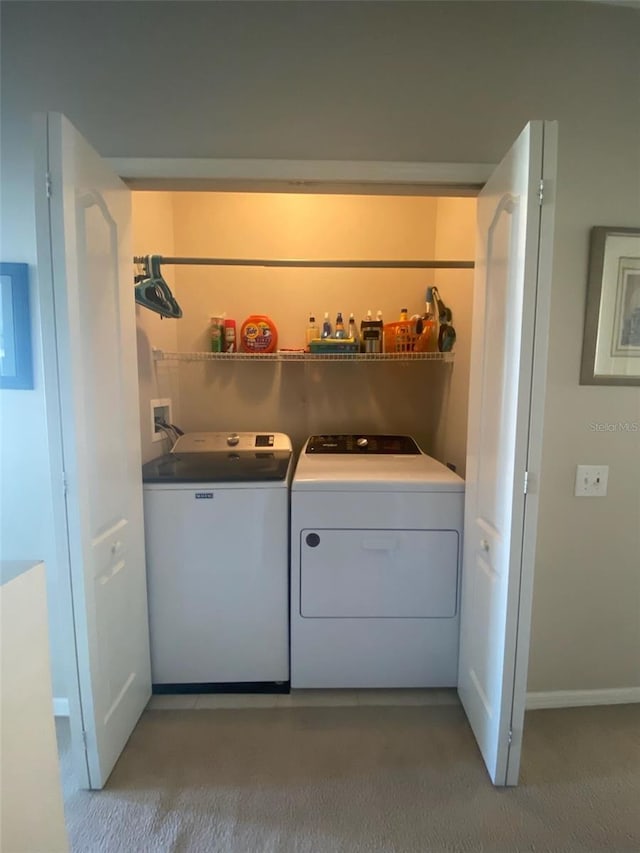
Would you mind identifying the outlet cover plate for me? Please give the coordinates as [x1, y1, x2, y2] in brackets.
[575, 464, 609, 497]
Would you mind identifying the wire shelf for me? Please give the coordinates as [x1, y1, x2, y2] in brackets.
[152, 348, 454, 364]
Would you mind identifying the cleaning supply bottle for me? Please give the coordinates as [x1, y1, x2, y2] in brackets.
[360, 309, 375, 353]
[347, 312, 359, 345]
[305, 313, 319, 350]
[373, 310, 384, 353]
[321, 312, 333, 339]
[334, 311, 346, 339]
[210, 315, 225, 353]
[431, 286, 456, 352]
[416, 287, 438, 353]
[399, 307, 409, 322]
[361, 309, 383, 353]
[224, 318, 237, 353]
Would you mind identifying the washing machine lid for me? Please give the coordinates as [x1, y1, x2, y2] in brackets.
[293, 435, 464, 492]
[142, 450, 292, 484]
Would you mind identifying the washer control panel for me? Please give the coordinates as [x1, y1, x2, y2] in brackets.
[173, 432, 290, 453]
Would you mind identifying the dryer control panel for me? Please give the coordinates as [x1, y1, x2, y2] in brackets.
[306, 434, 421, 454]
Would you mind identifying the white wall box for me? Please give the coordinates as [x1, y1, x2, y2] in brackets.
[150, 397, 173, 443]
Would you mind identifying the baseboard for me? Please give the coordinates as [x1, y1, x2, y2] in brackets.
[526, 687, 640, 710]
[53, 697, 70, 717]
[52, 689, 639, 714]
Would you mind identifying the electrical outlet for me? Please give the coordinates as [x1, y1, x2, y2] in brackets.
[574, 464, 609, 497]
[150, 398, 172, 443]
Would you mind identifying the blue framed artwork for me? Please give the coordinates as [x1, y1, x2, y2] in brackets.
[0, 263, 33, 390]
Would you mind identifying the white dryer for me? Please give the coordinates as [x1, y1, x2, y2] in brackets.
[290, 434, 464, 688]
[142, 431, 292, 690]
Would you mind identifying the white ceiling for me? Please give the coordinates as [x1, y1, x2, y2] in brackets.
[2, 0, 639, 5]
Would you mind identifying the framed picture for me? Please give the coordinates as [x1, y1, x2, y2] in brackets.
[580, 227, 640, 386]
[0, 263, 33, 390]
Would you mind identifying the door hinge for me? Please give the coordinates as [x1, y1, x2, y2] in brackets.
[81, 729, 88, 751]
[537, 180, 544, 206]
[45, 171, 52, 199]
[62, 471, 68, 498]
[508, 728, 513, 745]
[523, 470, 529, 494]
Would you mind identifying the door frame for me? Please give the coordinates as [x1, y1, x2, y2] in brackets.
[43, 152, 556, 787]
[106, 157, 494, 195]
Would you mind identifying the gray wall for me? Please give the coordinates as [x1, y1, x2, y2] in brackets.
[1, 1, 638, 698]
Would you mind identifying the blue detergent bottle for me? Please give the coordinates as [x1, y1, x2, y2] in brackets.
[321, 312, 333, 338]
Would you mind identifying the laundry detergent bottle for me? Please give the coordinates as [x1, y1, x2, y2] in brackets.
[240, 314, 278, 354]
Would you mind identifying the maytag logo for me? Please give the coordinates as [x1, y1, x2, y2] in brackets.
[195, 492, 214, 500]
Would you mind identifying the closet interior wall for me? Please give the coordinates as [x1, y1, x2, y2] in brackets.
[132, 192, 475, 473]
[133, 192, 182, 463]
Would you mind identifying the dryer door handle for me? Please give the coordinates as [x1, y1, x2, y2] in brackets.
[362, 536, 398, 552]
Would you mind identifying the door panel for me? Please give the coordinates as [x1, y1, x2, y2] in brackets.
[477, 198, 516, 529]
[300, 529, 459, 618]
[458, 121, 557, 786]
[143, 487, 289, 684]
[78, 194, 129, 535]
[35, 113, 151, 789]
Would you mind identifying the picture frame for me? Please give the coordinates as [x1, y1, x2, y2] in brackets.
[0, 263, 34, 390]
[580, 227, 640, 386]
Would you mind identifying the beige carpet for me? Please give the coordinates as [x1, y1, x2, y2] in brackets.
[57, 703, 640, 853]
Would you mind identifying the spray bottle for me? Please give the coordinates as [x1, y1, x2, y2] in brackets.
[321, 312, 333, 339]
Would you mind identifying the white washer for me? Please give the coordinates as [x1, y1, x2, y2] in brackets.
[291, 434, 465, 688]
[142, 431, 292, 689]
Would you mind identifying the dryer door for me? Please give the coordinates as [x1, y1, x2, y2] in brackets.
[300, 529, 459, 618]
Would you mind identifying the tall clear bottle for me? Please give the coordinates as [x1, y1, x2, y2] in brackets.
[334, 311, 346, 339]
[374, 310, 384, 353]
[347, 312, 359, 347]
[321, 312, 333, 339]
[305, 313, 319, 350]
[416, 287, 438, 352]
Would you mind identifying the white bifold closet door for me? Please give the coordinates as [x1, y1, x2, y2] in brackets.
[35, 112, 151, 789]
[458, 120, 557, 786]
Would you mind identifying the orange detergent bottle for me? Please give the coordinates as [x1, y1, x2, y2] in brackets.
[240, 314, 278, 354]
